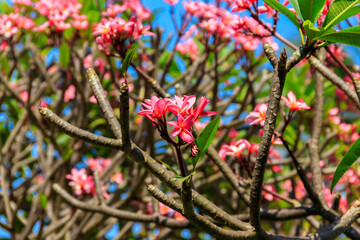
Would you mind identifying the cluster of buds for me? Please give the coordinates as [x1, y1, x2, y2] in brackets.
[138, 95, 216, 145]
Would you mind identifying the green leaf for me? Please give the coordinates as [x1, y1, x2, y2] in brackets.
[298, 0, 327, 23]
[331, 136, 360, 193]
[63, 28, 75, 41]
[323, 0, 360, 30]
[121, 49, 136, 76]
[39, 193, 48, 209]
[264, 0, 301, 28]
[173, 172, 195, 183]
[302, 20, 321, 40]
[288, 0, 304, 21]
[315, 26, 360, 47]
[192, 116, 221, 169]
[159, 159, 179, 176]
[59, 42, 70, 68]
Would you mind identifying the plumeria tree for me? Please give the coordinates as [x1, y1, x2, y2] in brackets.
[2, 0, 360, 239]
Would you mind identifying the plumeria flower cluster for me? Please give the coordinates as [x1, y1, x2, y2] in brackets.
[94, 1, 154, 55]
[102, 0, 151, 20]
[218, 133, 281, 176]
[26, 0, 89, 33]
[245, 91, 311, 127]
[66, 168, 110, 199]
[138, 95, 216, 145]
[65, 157, 124, 199]
[93, 17, 154, 55]
[327, 107, 359, 145]
[177, 0, 278, 56]
[175, 38, 199, 60]
[0, 13, 35, 39]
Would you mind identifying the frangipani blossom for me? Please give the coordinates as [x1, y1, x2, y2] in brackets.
[88, 157, 112, 175]
[167, 95, 196, 116]
[138, 96, 170, 123]
[138, 95, 216, 144]
[66, 168, 109, 199]
[328, 107, 341, 125]
[244, 103, 267, 126]
[219, 139, 250, 160]
[281, 91, 310, 111]
[167, 114, 195, 143]
[66, 168, 95, 196]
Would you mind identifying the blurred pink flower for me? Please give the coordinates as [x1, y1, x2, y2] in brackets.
[111, 173, 124, 185]
[282, 91, 311, 111]
[20, 91, 29, 102]
[245, 103, 267, 126]
[328, 107, 341, 125]
[338, 123, 359, 144]
[64, 85, 76, 102]
[175, 39, 199, 60]
[66, 168, 95, 196]
[13, 0, 32, 6]
[88, 157, 112, 175]
[218, 139, 250, 160]
[66, 168, 110, 199]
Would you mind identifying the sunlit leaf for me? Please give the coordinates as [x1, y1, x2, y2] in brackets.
[173, 172, 195, 183]
[323, 0, 360, 30]
[39, 193, 48, 209]
[192, 116, 220, 170]
[121, 48, 136, 76]
[331, 136, 360, 193]
[59, 42, 70, 68]
[298, 0, 327, 23]
[288, 0, 304, 21]
[264, 0, 301, 29]
[315, 26, 360, 47]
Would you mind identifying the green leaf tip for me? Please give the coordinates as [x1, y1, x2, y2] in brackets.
[121, 48, 136, 76]
[192, 116, 220, 170]
[330, 136, 360, 193]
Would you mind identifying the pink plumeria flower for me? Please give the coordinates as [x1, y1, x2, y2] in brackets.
[192, 96, 217, 119]
[245, 103, 267, 126]
[64, 85, 76, 102]
[88, 157, 112, 175]
[328, 107, 341, 125]
[218, 139, 250, 160]
[138, 96, 170, 123]
[167, 114, 195, 143]
[167, 95, 196, 116]
[281, 91, 311, 111]
[111, 173, 124, 185]
[66, 168, 95, 196]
